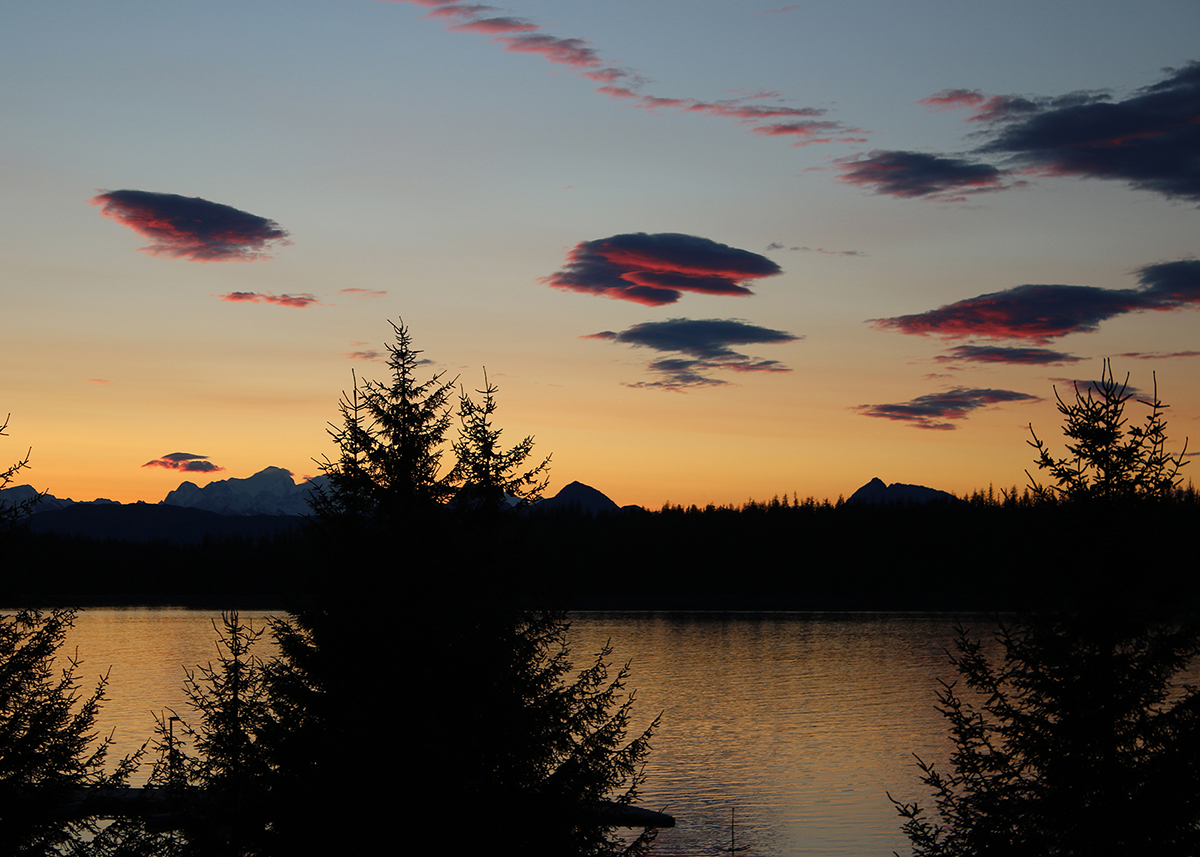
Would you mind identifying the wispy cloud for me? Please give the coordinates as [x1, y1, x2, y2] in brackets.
[543, 232, 782, 306]
[339, 288, 388, 299]
[584, 317, 800, 389]
[91, 190, 290, 261]
[344, 350, 383, 361]
[872, 259, 1200, 343]
[217, 292, 321, 308]
[86, 378, 113, 385]
[854, 388, 1040, 430]
[767, 242, 865, 256]
[142, 452, 224, 473]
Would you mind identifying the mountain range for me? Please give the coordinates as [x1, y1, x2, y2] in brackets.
[1, 470, 954, 543]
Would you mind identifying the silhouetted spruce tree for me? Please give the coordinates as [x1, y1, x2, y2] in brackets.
[422, 608, 660, 856]
[310, 318, 458, 526]
[0, 609, 139, 855]
[129, 613, 275, 857]
[1026, 359, 1189, 502]
[451, 369, 551, 512]
[0, 414, 39, 533]
[891, 616, 1200, 857]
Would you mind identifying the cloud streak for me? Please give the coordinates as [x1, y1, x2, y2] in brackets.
[382, 0, 860, 147]
[934, 345, 1084, 365]
[91, 190, 290, 261]
[854, 388, 1040, 430]
[584, 317, 800, 389]
[142, 452, 225, 473]
[543, 233, 782, 306]
[872, 259, 1200, 343]
[217, 292, 321, 308]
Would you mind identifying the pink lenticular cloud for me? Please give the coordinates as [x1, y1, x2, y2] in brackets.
[142, 452, 225, 473]
[544, 232, 782, 306]
[217, 292, 321, 308]
[91, 190, 291, 262]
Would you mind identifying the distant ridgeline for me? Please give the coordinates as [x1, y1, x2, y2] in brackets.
[2, 475, 1197, 613]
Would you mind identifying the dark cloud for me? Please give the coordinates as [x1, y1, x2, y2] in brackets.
[836, 150, 1019, 200]
[142, 452, 224, 473]
[935, 345, 1084, 365]
[217, 292, 321, 308]
[91, 190, 290, 261]
[583, 317, 800, 389]
[543, 233, 782, 306]
[873, 260, 1200, 343]
[896, 62, 1200, 202]
[979, 62, 1200, 202]
[874, 284, 1145, 343]
[854, 388, 1040, 430]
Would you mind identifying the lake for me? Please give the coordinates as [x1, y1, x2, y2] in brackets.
[56, 608, 975, 856]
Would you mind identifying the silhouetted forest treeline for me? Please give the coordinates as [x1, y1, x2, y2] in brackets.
[5, 486, 1198, 613]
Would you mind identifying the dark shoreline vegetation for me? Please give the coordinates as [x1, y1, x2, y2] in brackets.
[3, 331, 1198, 855]
[3, 486, 1200, 612]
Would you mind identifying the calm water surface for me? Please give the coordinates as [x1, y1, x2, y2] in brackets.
[61, 609, 977, 856]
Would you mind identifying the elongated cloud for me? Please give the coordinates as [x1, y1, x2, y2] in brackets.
[217, 292, 321, 308]
[381, 0, 859, 147]
[91, 190, 290, 261]
[854, 388, 1040, 430]
[1116, 351, 1200, 360]
[836, 150, 1017, 200]
[872, 259, 1200, 343]
[584, 317, 800, 389]
[449, 16, 537, 33]
[339, 288, 388, 299]
[544, 233, 782, 306]
[142, 452, 224, 473]
[935, 345, 1083, 365]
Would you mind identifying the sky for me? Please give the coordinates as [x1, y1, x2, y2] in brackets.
[3, 0, 1199, 508]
